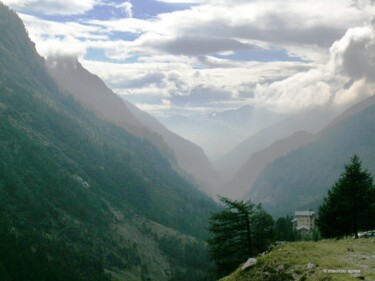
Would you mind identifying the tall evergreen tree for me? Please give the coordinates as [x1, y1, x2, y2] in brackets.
[274, 216, 298, 242]
[207, 197, 253, 276]
[317, 155, 375, 238]
[251, 205, 274, 254]
[207, 197, 274, 276]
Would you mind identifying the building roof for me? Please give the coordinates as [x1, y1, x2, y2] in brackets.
[294, 211, 315, 217]
[296, 225, 311, 231]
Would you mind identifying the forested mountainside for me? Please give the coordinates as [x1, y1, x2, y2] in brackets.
[0, 4, 217, 280]
[46, 56, 220, 195]
[248, 95, 375, 217]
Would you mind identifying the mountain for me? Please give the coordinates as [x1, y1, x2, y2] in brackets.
[247, 94, 375, 217]
[0, 4, 217, 281]
[214, 107, 338, 181]
[123, 99, 222, 195]
[46, 56, 220, 195]
[220, 131, 314, 199]
[160, 105, 282, 160]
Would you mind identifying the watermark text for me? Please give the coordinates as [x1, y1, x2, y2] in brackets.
[323, 269, 361, 274]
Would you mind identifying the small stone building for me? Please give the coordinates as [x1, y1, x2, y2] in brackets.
[292, 211, 315, 233]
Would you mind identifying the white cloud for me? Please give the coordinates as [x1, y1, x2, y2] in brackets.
[118, 1, 133, 18]
[101, 1, 133, 18]
[330, 23, 375, 82]
[12, 0, 375, 119]
[19, 0, 375, 62]
[77, 0, 375, 64]
[20, 14, 107, 40]
[80, 56, 311, 117]
[19, 14, 108, 57]
[252, 22, 375, 113]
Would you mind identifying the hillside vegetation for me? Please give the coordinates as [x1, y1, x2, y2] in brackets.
[221, 238, 375, 281]
[0, 4, 217, 280]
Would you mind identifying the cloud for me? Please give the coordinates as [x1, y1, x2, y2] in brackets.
[254, 68, 334, 112]
[19, 0, 375, 63]
[74, 0, 375, 65]
[102, 1, 133, 18]
[170, 85, 233, 106]
[116, 1, 133, 18]
[15, 0, 375, 120]
[331, 23, 375, 82]
[110, 72, 166, 88]
[252, 21, 375, 113]
[19, 14, 107, 57]
[149, 36, 258, 56]
[2, 0, 97, 15]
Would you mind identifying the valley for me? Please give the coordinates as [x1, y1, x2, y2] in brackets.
[1, 1, 375, 280]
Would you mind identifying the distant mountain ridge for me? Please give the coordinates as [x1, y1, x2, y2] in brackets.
[46, 56, 220, 195]
[220, 131, 314, 199]
[214, 107, 337, 181]
[247, 94, 375, 217]
[161, 105, 283, 161]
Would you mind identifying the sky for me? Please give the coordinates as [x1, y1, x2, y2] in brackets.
[2, 0, 375, 120]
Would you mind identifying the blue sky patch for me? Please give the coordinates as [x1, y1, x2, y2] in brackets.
[214, 49, 306, 63]
[84, 48, 108, 61]
[85, 48, 142, 64]
[109, 31, 140, 41]
[132, 0, 193, 19]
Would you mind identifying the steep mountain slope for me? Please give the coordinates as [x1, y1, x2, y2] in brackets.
[248, 95, 375, 217]
[214, 108, 338, 181]
[0, 4, 217, 280]
[46, 56, 219, 195]
[123, 99, 222, 195]
[220, 131, 314, 199]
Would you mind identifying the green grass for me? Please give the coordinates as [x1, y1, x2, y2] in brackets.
[221, 238, 375, 281]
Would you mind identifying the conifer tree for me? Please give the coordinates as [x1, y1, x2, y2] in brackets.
[207, 197, 253, 276]
[317, 155, 375, 238]
[207, 197, 274, 276]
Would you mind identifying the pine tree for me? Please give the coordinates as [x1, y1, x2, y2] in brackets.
[274, 216, 299, 241]
[207, 197, 274, 276]
[317, 155, 375, 238]
[207, 197, 253, 276]
[251, 205, 274, 254]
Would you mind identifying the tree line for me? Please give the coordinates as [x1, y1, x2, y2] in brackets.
[207, 155, 375, 277]
[317, 155, 375, 238]
[207, 197, 297, 277]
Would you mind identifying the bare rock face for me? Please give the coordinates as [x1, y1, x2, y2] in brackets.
[241, 258, 257, 270]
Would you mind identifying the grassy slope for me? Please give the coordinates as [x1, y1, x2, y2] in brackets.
[221, 238, 375, 281]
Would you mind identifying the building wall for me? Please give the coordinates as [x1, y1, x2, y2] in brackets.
[296, 215, 315, 229]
